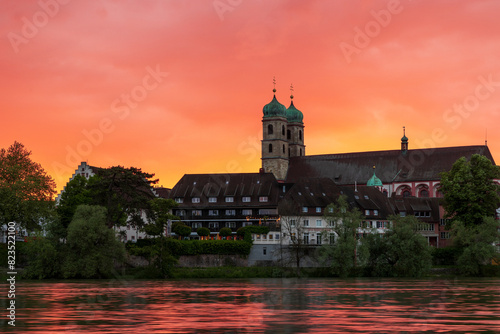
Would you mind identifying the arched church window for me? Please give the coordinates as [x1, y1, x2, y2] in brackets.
[268, 124, 273, 135]
[282, 125, 285, 136]
[402, 189, 411, 197]
[299, 130, 302, 141]
[300, 148, 303, 156]
[268, 144, 273, 153]
[420, 189, 429, 198]
[287, 129, 291, 140]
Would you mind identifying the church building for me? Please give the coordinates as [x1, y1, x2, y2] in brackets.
[261, 86, 496, 200]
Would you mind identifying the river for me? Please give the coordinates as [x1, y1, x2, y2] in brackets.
[2, 277, 499, 333]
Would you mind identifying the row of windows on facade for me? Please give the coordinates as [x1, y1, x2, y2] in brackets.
[267, 124, 302, 141]
[288, 219, 434, 230]
[289, 219, 390, 228]
[299, 207, 381, 216]
[175, 196, 269, 204]
[267, 143, 303, 157]
[399, 211, 431, 217]
[290, 232, 329, 245]
[189, 221, 257, 229]
[399, 188, 443, 198]
[256, 230, 450, 248]
[175, 209, 278, 216]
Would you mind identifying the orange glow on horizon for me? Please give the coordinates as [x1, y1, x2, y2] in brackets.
[1, 0, 499, 194]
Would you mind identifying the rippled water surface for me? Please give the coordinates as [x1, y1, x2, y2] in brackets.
[3, 278, 500, 333]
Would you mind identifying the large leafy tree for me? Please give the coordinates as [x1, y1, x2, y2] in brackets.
[452, 217, 499, 276]
[62, 205, 125, 278]
[54, 174, 95, 238]
[440, 154, 500, 227]
[364, 215, 432, 277]
[0, 141, 56, 230]
[87, 166, 159, 228]
[321, 195, 366, 277]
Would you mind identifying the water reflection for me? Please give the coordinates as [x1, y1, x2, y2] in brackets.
[3, 278, 499, 333]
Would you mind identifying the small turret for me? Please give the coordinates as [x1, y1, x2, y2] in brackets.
[401, 126, 408, 155]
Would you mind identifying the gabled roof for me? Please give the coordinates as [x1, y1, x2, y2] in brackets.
[281, 179, 394, 219]
[169, 173, 281, 207]
[281, 178, 344, 209]
[389, 197, 441, 222]
[286, 145, 494, 184]
[341, 186, 394, 219]
[154, 187, 171, 199]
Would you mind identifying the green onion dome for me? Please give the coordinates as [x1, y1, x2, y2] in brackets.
[367, 169, 383, 187]
[263, 92, 287, 118]
[286, 100, 304, 123]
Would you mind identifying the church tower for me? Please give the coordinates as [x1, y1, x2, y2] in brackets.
[286, 85, 305, 158]
[401, 126, 408, 155]
[261, 80, 289, 181]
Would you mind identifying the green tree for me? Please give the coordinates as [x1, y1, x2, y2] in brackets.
[219, 227, 232, 239]
[197, 227, 210, 239]
[143, 198, 179, 277]
[62, 205, 125, 278]
[87, 166, 158, 229]
[452, 217, 499, 276]
[321, 195, 366, 277]
[365, 215, 432, 277]
[54, 174, 95, 239]
[23, 235, 61, 279]
[172, 221, 191, 239]
[440, 154, 500, 227]
[0, 141, 56, 230]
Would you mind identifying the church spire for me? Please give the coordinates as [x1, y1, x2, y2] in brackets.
[401, 126, 408, 155]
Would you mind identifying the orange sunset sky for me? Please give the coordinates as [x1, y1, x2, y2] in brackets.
[2, 0, 500, 194]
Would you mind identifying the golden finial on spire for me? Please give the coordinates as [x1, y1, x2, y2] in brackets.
[403, 126, 406, 136]
[273, 76, 276, 93]
[290, 83, 294, 100]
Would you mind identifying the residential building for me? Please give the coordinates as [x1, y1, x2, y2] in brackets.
[168, 173, 282, 239]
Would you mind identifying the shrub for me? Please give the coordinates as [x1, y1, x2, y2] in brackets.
[197, 227, 210, 237]
[219, 227, 232, 238]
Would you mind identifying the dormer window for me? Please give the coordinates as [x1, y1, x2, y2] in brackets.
[225, 197, 234, 203]
[192, 197, 200, 203]
[175, 198, 184, 203]
[209, 197, 217, 203]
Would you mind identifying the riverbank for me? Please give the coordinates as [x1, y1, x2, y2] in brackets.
[3, 265, 500, 281]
